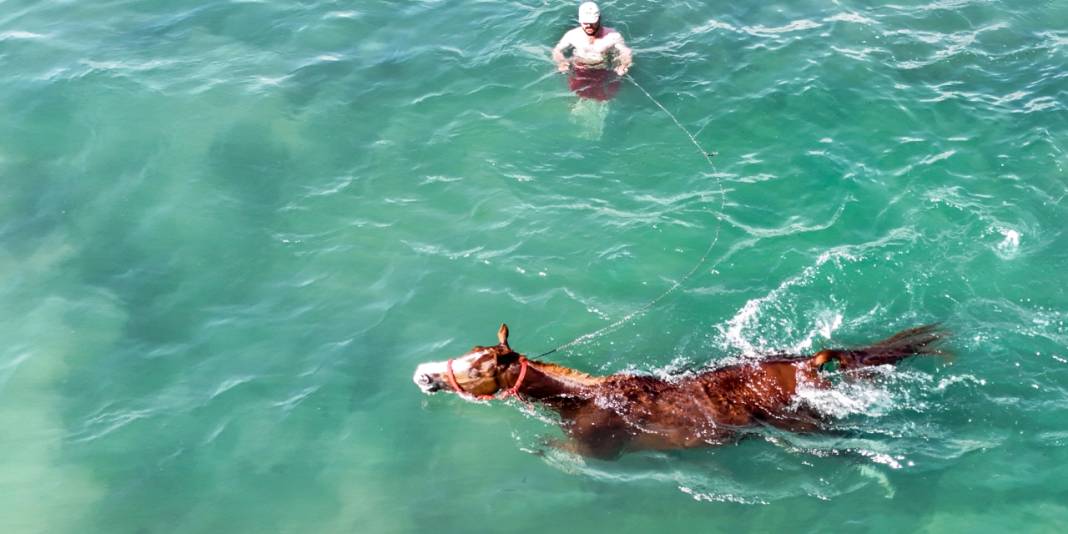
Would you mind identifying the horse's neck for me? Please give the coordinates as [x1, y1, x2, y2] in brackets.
[514, 360, 606, 404]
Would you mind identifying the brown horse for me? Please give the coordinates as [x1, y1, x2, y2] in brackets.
[413, 324, 947, 459]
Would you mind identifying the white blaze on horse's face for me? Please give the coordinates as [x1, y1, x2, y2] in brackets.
[413, 349, 493, 395]
[414, 323, 514, 398]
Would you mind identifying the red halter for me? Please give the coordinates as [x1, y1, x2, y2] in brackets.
[445, 356, 529, 401]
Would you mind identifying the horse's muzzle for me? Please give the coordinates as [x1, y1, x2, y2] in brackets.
[413, 365, 445, 394]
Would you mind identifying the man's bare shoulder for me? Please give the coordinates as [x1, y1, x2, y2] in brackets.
[562, 27, 586, 41]
[601, 27, 624, 42]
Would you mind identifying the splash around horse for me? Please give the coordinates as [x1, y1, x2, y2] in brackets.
[413, 324, 948, 459]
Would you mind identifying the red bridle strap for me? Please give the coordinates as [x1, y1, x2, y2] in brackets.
[445, 356, 529, 401]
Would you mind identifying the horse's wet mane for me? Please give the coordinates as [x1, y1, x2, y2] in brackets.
[529, 360, 608, 386]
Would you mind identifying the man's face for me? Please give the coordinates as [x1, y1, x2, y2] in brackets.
[581, 21, 599, 35]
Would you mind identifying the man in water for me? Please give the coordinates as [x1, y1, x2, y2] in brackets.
[552, 2, 634, 101]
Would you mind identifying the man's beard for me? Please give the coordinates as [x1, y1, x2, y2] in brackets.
[584, 24, 599, 35]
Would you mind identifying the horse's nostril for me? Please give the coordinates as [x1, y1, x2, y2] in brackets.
[419, 374, 432, 385]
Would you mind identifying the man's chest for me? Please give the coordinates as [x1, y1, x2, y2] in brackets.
[574, 36, 614, 53]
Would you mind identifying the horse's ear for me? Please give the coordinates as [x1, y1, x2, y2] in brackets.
[498, 323, 510, 347]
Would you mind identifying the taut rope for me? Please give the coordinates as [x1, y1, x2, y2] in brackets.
[537, 73, 726, 358]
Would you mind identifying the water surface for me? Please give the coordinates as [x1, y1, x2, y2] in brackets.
[1, 0, 1066, 532]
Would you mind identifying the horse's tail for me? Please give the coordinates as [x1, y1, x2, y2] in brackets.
[811, 324, 948, 371]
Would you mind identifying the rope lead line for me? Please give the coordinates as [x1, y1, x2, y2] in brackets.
[536, 74, 727, 359]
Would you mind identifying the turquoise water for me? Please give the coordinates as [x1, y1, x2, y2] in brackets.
[2, 0, 1066, 532]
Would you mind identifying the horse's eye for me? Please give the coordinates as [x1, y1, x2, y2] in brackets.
[467, 369, 481, 379]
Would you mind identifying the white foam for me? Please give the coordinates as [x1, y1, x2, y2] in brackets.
[919, 150, 956, 165]
[211, 375, 256, 400]
[745, 19, 822, 36]
[692, 19, 738, 35]
[792, 373, 897, 419]
[825, 12, 877, 25]
[250, 74, 291, 89]
[0, 351, 32, 392]
[1024, 96, 1057, 113]
[935, 374, 986, 391]
[679, 485, 769, 505]
[857, 464, 897, 498]
[720, 252, 839, 354]
[273, 385, 321, 411]
[324, 10, 361, 19]
[0, 30, 47, 41]
[73, 409, 155, 443]
[994, 227, 1021, 259]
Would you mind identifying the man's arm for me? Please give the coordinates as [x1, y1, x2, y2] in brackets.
[613, 35, 633, 75]
[552, 32, 573, 73]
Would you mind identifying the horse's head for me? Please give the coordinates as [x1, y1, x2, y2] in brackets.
[413, 324, 525, 399]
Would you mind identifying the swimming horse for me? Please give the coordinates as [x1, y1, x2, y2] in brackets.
[413, 324, 947, 459]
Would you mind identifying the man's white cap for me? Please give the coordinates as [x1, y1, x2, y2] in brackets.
[578, 2, 600, 24]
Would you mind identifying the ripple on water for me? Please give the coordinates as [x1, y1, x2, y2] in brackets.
[3, 0, 1067, 528]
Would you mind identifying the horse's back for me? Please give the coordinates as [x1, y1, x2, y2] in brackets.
[686, 357, 825, 422]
